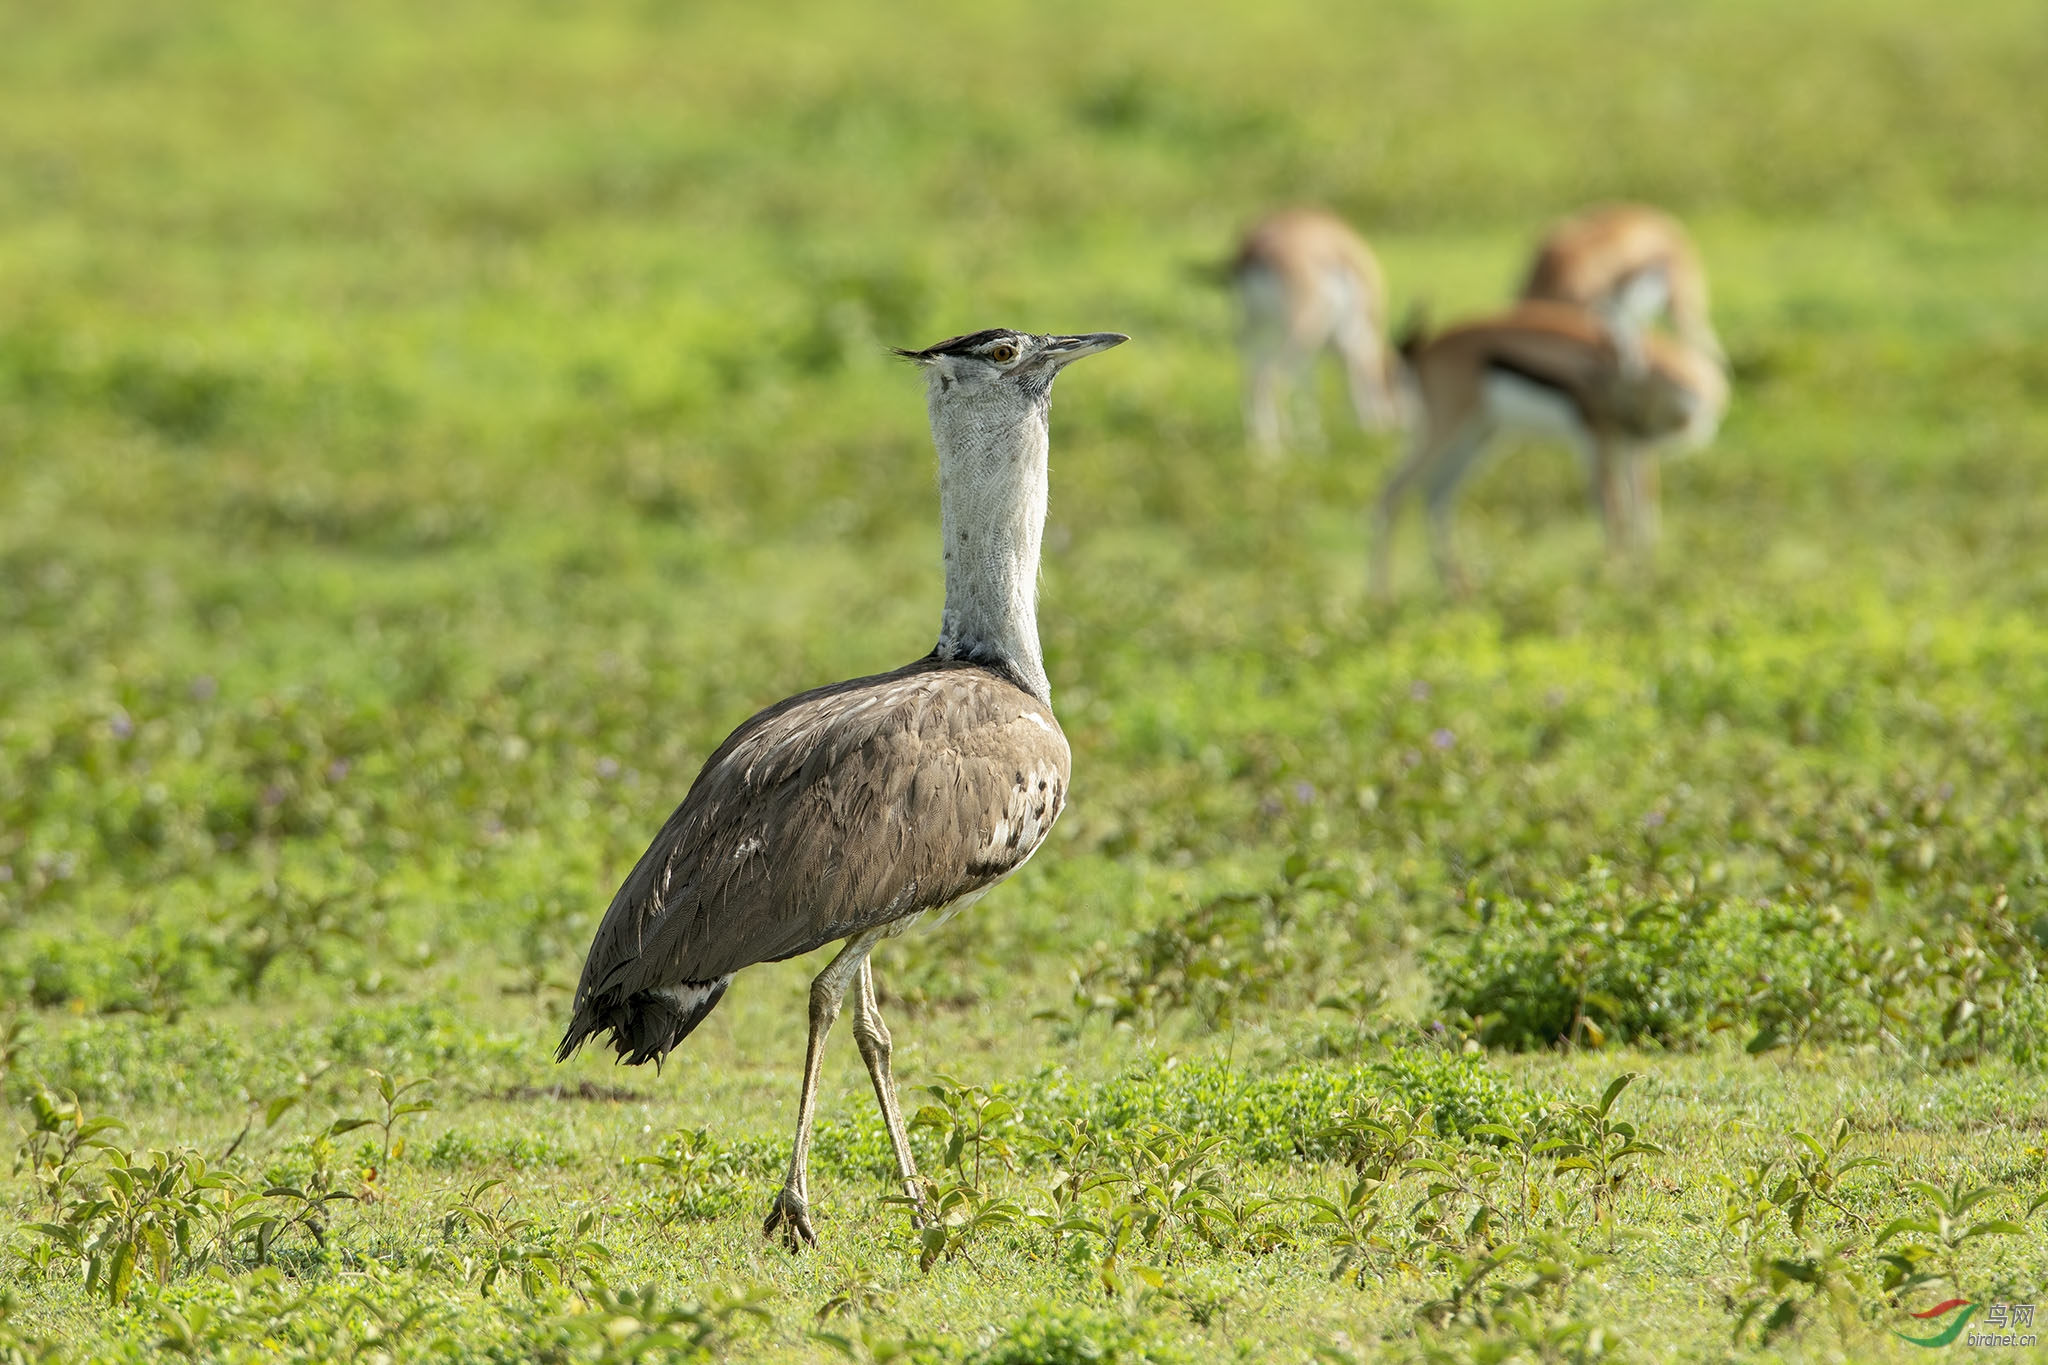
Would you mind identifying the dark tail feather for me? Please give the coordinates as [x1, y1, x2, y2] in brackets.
[555, 977, 731, 1068]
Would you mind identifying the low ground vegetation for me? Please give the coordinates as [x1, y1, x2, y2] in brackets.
[5, 0, 2048, 1359]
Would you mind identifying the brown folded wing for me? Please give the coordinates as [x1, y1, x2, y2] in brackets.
[568, 656, 1069, 1015]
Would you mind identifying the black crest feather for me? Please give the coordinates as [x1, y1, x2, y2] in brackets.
[892, 328, 1023, 361]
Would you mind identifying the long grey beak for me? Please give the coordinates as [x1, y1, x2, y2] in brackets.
[1041, 332, 1130, 367]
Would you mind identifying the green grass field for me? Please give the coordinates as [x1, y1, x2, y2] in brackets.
[5, 1, 2048, 1360]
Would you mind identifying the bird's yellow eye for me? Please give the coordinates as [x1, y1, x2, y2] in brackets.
[987, 343, 1018, 364]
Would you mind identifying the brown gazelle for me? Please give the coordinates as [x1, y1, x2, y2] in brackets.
[1371, 300, 1727, 594]
[1521, 203, 1724, 366]
[558, 328, 1127, 1249]
[1233, 207, 1400, 454]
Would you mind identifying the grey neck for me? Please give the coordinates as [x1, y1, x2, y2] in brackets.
[928, 393, 1052, 704]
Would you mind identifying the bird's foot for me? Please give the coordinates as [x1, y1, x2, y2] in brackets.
[763, 1187, 817, 1250]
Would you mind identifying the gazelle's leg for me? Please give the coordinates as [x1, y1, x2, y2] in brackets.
[1589, 436, 1630, 555]
[1333, 305, 1398, 429]
[764, 929, 884, 1249]
[1376, 416, 1486, 597]
[1421, 421, 1495, 595]
[851, 960, 925, 1221]
[1245, 350, 1285, 456]
[1281, 327, 1327, 452]
[1372, 424, 1441, 598]
[1628, 455, 1661, 549]
[1239, 273, 1288, 458]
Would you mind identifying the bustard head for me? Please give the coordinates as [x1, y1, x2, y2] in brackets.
[895, 329, 1129, 410]
[894, 327, 1127, 703]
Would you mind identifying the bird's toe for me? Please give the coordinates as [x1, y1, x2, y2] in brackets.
[763, 1189, 817, 1250]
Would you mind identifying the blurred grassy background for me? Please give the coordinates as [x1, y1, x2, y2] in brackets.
[3, 1, 2048, 1359]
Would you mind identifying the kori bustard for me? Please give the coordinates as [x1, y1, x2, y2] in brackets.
[557, 328, 1127, 1248]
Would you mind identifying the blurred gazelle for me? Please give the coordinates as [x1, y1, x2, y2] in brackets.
[1371, 300, 1727, 594]
[1521, 204, 1724, 367]
[1232, 208, 1401, 454]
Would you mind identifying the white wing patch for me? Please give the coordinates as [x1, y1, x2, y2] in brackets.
[652, 981, 720, 1013]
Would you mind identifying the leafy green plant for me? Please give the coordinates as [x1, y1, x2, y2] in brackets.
[1408, 1233, 1631, 1364]
[363, 1069, 435, 1168]
[1546, 1074, 1664, 1225]
[18, 1082, 374, 1303]
[891, 1075, 1029, 1272]
[438, 1179, 612, 1300]
[205, 873, 381, 1002]
[1065, 856, 1356, 1031]
[25, 1145, 240, 1303]
[1467, 1111, 1577, 1237]
[813, 1263, 895, 1323]
[1303, 1173, 1394, 1287]
[251, 1112, 375, 1263]
[0, 1011, 26, 1086]
[964, 1303, 1187, 1365]
[910, 1075, 1021, 1190]
[0, 1291, 62, 1365]
[1110, 1126, 1239, 1259]
[13, 1087, 125, 1216]
[1404, 1143, 1520, 1256]
[891, 1177, 1024, 1274]
[814, 1317, 951, 1365]
[554, 1283, 771, 1364]
[1022, 1119, 1130, 1253]
[1316, 1101, 1436, 1180]
[1874, 1174, 2037, 1296]
[1727, 1241, 1869, 1350]
[631, 1126, 754, 1223]
[1717, 1120, 1889, 1252]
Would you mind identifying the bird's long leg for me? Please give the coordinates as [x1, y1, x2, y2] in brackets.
[764, 930, 883, 1250]
[851, 958, 926, 1224]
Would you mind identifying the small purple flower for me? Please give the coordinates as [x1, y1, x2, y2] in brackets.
[596, 757, 621, 780]
[326, 759, 351, 782]
[1643, 810, 1667, 829]
[1408, 680, 1432, 701]
[109, 711, 134, 740]
[1294, 781, 1316, 804]
[190, 676, 218, 702]
[1430, 728, 1455, 750]
[0, 865, 13, 882]
[261, 784, 286, 808]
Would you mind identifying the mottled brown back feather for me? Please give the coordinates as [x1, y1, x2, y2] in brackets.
[557, 655, 1069, 1063]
